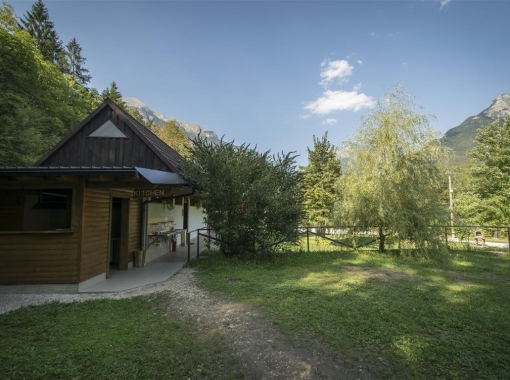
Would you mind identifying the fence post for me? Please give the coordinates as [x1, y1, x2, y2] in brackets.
[187, 232, 191, 263]
[197, 230, 200, 258]
[307, 228, 310, 252]
[207, 228, 211, 249]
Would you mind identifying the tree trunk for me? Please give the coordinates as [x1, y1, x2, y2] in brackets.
[378, 226, 385, 253]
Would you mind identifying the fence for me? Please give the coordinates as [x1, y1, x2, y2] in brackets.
[185, 226, 510, 260]
[297, 225, 510, 253]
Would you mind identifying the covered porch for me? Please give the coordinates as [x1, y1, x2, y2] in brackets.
[78, 234, 208, 293]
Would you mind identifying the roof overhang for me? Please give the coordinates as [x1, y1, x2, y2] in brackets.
[0, 166, 191, 187]
[134, 167, 188, 185]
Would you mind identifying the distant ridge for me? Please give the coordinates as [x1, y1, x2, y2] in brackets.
[442, 93, 510, 165]
[123, 97, 221, 144]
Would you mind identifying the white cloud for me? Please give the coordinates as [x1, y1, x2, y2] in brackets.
[319, 59, 353, 87]
[304, 90, 375, 115]
[440, 0, 452, 9]
[323, 118, 338, 125]
[357, 60, 363, 65]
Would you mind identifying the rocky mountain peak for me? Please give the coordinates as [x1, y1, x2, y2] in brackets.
[122, 97, 220, 144]
[481, 93, 510, 120]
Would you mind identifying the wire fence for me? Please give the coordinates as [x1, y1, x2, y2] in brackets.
[296, 226, 510, 253]
[188, 226, 510, 259]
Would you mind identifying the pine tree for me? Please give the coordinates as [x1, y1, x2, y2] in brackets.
[64, 37, 91, 86]
[301, 132, 342, 232]
[18, 0, 63, 64]
[101, 81, 124, 105]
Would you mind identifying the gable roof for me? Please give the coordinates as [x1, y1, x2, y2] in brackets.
[35, 98, 182, 173]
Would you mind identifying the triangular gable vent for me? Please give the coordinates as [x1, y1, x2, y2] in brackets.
[88, 120, 127, 138]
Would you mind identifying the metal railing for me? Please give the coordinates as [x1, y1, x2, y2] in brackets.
[186, 227, 217, 263]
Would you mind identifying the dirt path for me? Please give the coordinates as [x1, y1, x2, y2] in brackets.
[167, 268, 379, 380]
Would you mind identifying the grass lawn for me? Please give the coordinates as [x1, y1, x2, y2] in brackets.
[0, 293, 243, 380]
[191, 249, 510, 379]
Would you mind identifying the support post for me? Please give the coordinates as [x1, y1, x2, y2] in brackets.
[445, 227, 448, 249]
[187, 232, 191, 263]
[307, 228, 310, 252]
[197, 230, 200, 258]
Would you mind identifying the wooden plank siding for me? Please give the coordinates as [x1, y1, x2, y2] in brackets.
[0, 186, 82, 285]
[39, 105, 169, 170]
[80, 188, 111, 282]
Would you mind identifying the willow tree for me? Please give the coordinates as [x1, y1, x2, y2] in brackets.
[337, 86, 449, 252]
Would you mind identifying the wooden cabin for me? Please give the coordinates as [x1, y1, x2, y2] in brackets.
[0, 99, 202, 292]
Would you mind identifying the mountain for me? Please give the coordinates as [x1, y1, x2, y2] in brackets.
[123, 97, 221, 144]
[442, 93, 510, 164]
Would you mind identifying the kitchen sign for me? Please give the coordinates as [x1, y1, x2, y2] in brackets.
[132, 189, 170, 197]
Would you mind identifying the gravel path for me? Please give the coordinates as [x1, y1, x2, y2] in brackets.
[0, 268, 379, 380]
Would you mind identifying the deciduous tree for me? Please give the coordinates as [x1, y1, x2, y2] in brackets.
[152, 120, 191, 157]
[337, 86, 449, 252]
[181, 137, 303, 256]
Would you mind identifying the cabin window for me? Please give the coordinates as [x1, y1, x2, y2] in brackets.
[0, 189, 73, 231]
[174, 197, 183, 205]
[22, 189, 73, 231]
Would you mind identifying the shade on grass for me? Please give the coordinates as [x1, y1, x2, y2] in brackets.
[190, 249, 510, 379]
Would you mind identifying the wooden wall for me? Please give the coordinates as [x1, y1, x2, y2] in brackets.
[0, 186, 82, 285]
[39, 105, 170, 170]
[80, 188, 111, 282]
[0, 185, 144, 285]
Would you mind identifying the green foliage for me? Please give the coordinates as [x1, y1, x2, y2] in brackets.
[181, 137, 304, 256]
[0, 1, 16, 32]
[99, 81, 148, 126]
[465, 117, 510, 225]
[337, 86, 449, 251]
[152, 119, 191, 157]
[0, 13, 96, 165]
[63, 37, 91, 86]
[0, 295, 244, 379]
[18, 0, 63, 65]
[191, 249, 510, 380]
[100, 81, 123, 104]
[301, 132, 342, 229]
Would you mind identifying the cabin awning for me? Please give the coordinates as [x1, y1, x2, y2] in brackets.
[134, 167, 188, 185]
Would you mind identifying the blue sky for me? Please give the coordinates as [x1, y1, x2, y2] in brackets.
[11, 0, 510, 165]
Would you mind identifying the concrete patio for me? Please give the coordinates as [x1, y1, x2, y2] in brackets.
[79, 235, 210, 293]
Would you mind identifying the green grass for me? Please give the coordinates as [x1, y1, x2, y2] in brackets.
[191, 249, 510, 379]
[0, 294, 243, 380]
